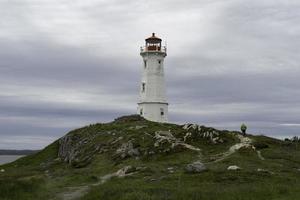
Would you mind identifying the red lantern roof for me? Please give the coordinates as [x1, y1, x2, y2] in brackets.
[145, 33, 162, 42]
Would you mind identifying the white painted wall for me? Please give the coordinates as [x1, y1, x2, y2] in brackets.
[138, 51, 168, 123]
[138, 102, 168, 122]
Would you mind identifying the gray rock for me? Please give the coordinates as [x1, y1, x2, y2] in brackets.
[185, 161, 206, 173]
[153, 131, 176, 148]
[134, 125, 147, 130]
[116, 165, 136, 176]
[227, 165, 241, 171]
[58, 133, 104, 167]
[110, 137, 123, 145]
[183, 132, 192, 142]
[182, 124, 222, 144]
[182, 124, 189, 130]
[0, 169, 5, 173]
[115, 141, 140, 159]
[167, 167, 175, 173]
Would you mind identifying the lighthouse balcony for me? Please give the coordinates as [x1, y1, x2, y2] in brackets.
[140, 46, 167, 53]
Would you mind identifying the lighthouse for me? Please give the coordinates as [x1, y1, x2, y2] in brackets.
[138, 33, 168, 123]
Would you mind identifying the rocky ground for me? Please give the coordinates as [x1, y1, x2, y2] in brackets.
[1, 115, 300, 200]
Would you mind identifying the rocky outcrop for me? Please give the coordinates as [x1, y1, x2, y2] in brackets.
[56, 116, 245, 169]
[114, 141, 140, 159]
[154, 131, 177, 148]
[153, 131, 201, 153]
[185, 161, 207, 173]
[182, 124, 224, 144]
[58, 132, 106, 168]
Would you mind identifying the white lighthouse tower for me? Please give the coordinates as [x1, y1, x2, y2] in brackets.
[138, 33, 168, 123]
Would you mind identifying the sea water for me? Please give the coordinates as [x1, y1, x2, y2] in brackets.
[0, 155, 24, 165]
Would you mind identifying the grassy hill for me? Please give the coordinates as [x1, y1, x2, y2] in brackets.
[1, 115, 300, 200]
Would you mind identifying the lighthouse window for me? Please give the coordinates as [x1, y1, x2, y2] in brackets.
[158, 60, 161, 64]
[160, 108, 164, 116]
[142, 83, 145, 92]
[140, 109, 143, 115]
[144, 60, 147, 68]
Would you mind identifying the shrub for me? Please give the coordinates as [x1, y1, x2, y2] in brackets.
[253, 141, 269, 150]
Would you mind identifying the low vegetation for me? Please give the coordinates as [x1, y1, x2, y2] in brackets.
[0, 115, 300, 200]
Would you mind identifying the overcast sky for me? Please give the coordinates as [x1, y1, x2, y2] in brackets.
[1, 0, 300, 149]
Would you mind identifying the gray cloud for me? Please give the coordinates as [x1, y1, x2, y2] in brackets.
[0, 0, 300, 149]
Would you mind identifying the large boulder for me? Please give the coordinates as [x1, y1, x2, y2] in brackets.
[185, 161, 207, 173]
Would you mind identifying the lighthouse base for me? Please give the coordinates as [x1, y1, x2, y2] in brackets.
[137, 102, 168, 123]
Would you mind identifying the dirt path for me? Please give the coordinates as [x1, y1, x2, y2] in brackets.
[256, 150, 265, 160]
[58, 186, 90, 200]
[57, 165, 138, 200]
[208, 134, 252, 163]
[206, 133, 265, 163]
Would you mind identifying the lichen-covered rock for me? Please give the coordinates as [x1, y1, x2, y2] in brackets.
[153, 131, 201, 153]
[114, 141, 140, 159]
[58, 132, 105, 168]
[183, 132, 192, 142]
[182, 124, 223, 144]
[154, 131, 176, 148]
[185, 161, 206, 173]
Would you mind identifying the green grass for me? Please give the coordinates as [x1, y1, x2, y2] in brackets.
[1, 115, 300, 200]
[0, 177, 49, 200]
[81, 171, 300, 200]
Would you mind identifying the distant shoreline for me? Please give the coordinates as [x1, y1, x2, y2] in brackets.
[0, 149, 39, 156]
